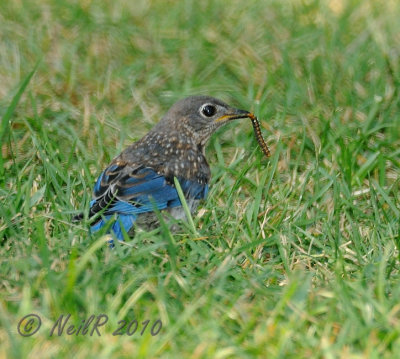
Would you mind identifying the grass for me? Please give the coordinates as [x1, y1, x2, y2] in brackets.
[1, 0, 400, 357]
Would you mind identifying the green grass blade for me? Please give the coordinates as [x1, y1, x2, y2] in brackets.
[174, 176, 198, 235]
[0, 62, 39, 176]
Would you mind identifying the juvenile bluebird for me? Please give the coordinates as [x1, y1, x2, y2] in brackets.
[75, 96, 255, 241]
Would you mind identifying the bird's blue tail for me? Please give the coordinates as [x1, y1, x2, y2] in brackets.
[90, 214, 136, 241]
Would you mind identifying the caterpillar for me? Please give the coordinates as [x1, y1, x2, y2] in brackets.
[249, 114, 271, 158]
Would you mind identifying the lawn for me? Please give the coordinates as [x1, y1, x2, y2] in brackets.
[1, 0, 400, 358]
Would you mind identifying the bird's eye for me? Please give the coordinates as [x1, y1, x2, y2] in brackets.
[201, 104, 217, 117]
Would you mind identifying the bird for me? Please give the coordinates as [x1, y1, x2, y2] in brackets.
[74, 95, 255, 241]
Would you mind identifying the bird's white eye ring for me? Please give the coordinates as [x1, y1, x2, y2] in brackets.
[200, 104, 217, 117]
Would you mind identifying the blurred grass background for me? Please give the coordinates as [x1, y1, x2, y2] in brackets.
[1, 0, 400, 357]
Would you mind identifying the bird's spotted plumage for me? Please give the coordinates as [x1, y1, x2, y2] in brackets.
[75, 95, 253, 241]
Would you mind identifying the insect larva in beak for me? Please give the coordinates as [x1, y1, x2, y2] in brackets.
[249, 114, 271, 158]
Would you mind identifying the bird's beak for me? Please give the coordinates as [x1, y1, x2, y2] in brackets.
[215, 108, 255, 122]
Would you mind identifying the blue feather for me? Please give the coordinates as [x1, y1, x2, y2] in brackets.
[93, 173, 103, 195]
[89, 166, 207, 241]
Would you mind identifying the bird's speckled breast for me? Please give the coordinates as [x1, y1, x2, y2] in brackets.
[117, 131, 211, 186]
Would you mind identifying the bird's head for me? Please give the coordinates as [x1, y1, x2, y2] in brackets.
[159, 95, 254, 147]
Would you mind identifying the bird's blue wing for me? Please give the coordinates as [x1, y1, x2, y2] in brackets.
[89, 163, 208, 240]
